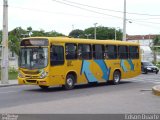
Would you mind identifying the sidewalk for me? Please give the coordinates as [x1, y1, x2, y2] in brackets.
[152, 85, 160, 96]
[0, 80, 18, 87]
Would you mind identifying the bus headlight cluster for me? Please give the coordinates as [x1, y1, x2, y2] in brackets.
[39, 70, 48, 79]
[18, 71, 24, 78]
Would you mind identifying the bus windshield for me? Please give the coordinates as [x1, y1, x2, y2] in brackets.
[19, 47, 48, 69]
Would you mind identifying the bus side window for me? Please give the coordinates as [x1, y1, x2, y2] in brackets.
[93, 44, 104, 59]
[106, 45, 117, 59]
[129, 46, 139, 59]
[65, 43, 77, 60]
[78, 44, 92, 60]
[118, 45, 128, 59]
[50, 45, 64, 66]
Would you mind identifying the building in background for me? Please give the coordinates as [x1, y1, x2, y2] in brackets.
[127, 35, 158, 62]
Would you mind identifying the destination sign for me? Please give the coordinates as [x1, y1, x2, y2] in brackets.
[20, 39, 48, 46]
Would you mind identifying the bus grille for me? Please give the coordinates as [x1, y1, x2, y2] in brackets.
[22, 70, 39, 75]
[26, 80, 37, 83]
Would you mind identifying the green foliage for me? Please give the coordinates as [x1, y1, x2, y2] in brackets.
[69, 26, 122, 40]
[0, 67, 18, 80]
[0, 30, 2, 44]
[69, 29, 84, 38]
[45, 30, 64, 37]
[0, 27, 65, 56]
[156, 62, 160, 68]
[153, 35, 160, 51]
[8, 27, 26, 55]
[9, 67, 18, 73]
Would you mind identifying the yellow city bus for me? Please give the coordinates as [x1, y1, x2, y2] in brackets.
[18, 37, 141, 89]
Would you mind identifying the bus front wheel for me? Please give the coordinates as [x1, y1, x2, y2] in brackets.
[112, 70, 121, 85]
[64, 74, 75, 90]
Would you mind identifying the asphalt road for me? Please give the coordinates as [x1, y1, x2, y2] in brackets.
[0, 73, 160, 114]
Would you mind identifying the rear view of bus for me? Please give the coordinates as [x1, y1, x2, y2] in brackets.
[18, 38, 50, 89]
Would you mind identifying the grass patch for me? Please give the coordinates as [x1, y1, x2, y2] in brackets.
[0, 68, 18, 80]
[9, 71, 18, 80]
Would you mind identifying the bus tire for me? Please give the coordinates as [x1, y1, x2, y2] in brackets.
[112, 70, 121, 85]
[64, 74, 75, 90]
[39, 85, 49, 89]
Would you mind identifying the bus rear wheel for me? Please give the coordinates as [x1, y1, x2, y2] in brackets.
[39, 85, 49, 89]
[64, 74, 75, 90]
[112, 70, 121, 85]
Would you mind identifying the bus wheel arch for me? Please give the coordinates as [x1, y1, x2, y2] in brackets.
[112, 69, 121, 85]
[64, 71, 77, 90]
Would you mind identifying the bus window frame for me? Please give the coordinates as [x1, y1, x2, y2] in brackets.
[118, 45, 129, 59]
[93, 44, 105, 60]
[129, 46, 139, 59]
[50, 45, 64, 66]
[65, 43, 78, 60]
[78, 44, 92, 60]
[105, 44, 118, 60]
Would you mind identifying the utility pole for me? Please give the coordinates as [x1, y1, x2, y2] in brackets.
[94, 23, 97, 39]
[115, 28, 117, 40]
[1, 0, 9, 84]
[122, 0, 126, 41]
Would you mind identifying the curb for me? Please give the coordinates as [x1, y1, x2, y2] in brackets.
[0, 84, 19, 88]
[152, 85, 160, 96]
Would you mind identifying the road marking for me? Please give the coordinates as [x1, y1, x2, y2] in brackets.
[0, 91, 17, 94]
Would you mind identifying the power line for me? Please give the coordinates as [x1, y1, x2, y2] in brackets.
[132, 22, 160, 30]
[133, 17, 160, 21]
[54, 0, 160, 17]
[1, 2, 160, 26]
[52, 0, 123, 19]
[131, 20, 160, 25]
[0, 5, 107, 19]
[56, 0, 124, 13]
[52, 0, 160, 26]
[0, 4, 123, 19]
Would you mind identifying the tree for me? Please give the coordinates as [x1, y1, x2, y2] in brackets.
[68, 26, 123, 40]
[69, 29, 84, 38]
[27, 26, 32, 36]
[153, 35, 160, 63]
[1, 27, 65, 56]
[46, 30, 64, 37]
[8, 27, 26, 55]
[84, 26, 122, 40]
[32, 29, 46, 37]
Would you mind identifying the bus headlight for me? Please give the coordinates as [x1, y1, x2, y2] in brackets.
[39, 70, 48, 79]
[18, 71, 24, 78]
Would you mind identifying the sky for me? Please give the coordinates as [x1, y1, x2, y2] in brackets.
[0, 0, 160, 35]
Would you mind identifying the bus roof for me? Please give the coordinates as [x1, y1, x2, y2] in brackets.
[23, 37, 139, 46]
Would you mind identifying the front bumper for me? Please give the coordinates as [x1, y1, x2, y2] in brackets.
[18, 77, 49, 86]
